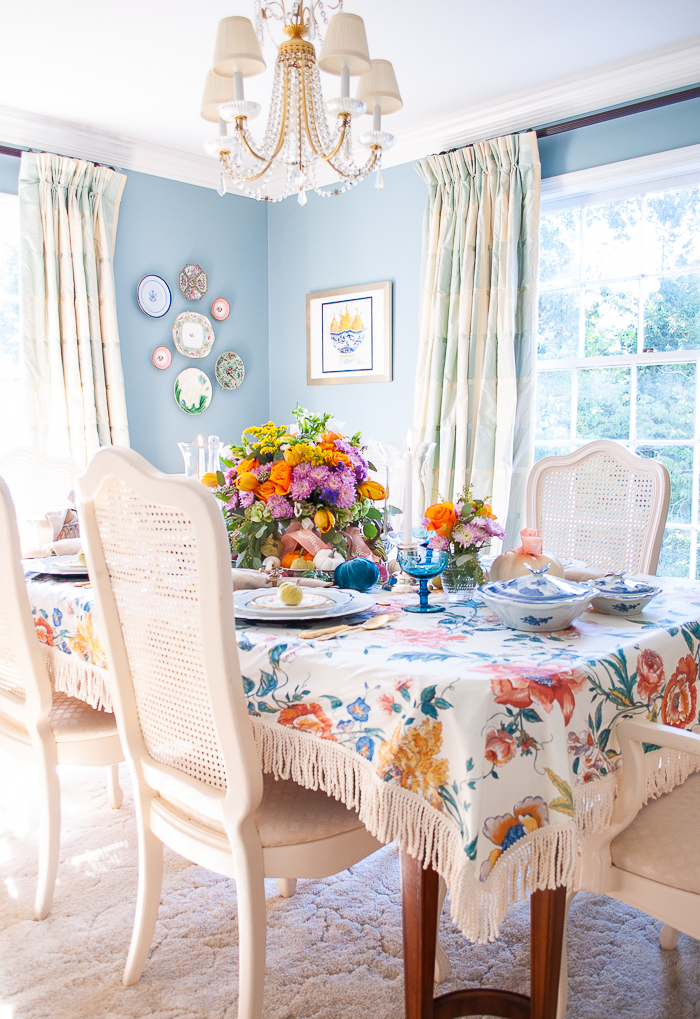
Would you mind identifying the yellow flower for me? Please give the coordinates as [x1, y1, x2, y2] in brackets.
[314, 508, 335, 533]
[68, 615, 106, 668]
[376, 719, 449, 810]
[199, 472, 218, 488]
[236, 472, 259, 491]
[284, 446, 303, 466]
[357, 480, 386, 501]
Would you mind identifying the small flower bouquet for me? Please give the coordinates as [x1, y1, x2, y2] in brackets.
[213, 405, 386, 569]
[423, 492, 505, 565]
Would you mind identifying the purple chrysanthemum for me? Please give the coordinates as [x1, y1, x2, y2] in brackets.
[267, 494, 294, 519]
[335, 485, 357, 509]
[225, 491, 239, 510]
[238, 490, 255, 508]
[309, 465, 331, 486]
[224, 467, 237, 486]
[428, 534, 450, 551]
[289, 476, 315, 500]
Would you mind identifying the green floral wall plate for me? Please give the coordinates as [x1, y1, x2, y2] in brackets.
[174, 368, 212, 415]
[215, 350, 245, 390]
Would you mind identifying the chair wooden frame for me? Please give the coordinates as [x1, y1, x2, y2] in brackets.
[0, 478, 123, 920]
[76, 448, 390, 1019]
[526, 440, 670, 574]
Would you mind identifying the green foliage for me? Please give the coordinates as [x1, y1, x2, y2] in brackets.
[585, 284, 638, 356]
[536, 370, 571, 440]
[291, 404, 334, 441]
[577, 367, 630, 439]
[644, 273, 700, 350]
[538, 288, 578, 359]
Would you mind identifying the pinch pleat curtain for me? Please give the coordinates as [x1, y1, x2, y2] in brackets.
[19, 152, 129, 467]
[414, 132, 540, 547]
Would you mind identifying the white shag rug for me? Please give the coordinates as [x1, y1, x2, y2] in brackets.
[1, 750, 698, 1019]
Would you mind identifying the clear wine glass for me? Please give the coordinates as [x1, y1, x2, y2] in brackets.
[397, 547, 448, 613]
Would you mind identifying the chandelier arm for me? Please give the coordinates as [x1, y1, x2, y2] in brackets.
[300, 58, 324, 159]
[236, 119, 268, 163]
[325, 145, 380, 180]
[319, 114, 350, 162]
[237, 74, 289, 164]
[226, 156, 277, 183]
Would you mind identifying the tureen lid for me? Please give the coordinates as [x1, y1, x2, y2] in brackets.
[590, 574, 657, 596]
[482, 563, 590, 603]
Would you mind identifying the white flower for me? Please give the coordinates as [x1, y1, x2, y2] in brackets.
[301, 517, 314, 529]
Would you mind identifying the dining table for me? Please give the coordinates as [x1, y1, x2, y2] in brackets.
[24, 568, 700, 1019]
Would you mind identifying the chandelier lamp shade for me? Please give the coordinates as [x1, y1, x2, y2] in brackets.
[201, 3, 402, 204]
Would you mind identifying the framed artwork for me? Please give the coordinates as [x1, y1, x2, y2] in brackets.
[306, 280, 392, 386]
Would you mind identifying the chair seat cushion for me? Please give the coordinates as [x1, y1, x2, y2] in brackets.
[160, 772, 366, 849]
[610, 771, 700, 895]
[48, 691, 119, 742]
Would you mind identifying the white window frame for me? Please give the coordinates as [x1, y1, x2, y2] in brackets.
[536, 144, 700, 578]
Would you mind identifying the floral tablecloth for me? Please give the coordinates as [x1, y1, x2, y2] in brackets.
[26, 572, 700, 942]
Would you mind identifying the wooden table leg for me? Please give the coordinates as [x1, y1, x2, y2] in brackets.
[400, 850, 567, 1019]
[400, 849, 439, 1019]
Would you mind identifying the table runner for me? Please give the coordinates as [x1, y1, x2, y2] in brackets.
[26, 573, 700, 941]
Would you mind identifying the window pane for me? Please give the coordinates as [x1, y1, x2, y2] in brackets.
[539, 208, 580, 287]
[636, 444, 693, 524]
[0, 203, 19, 298]
[577, 367, 630, 439]
[538, 289, 578, 359]
[0, 297, 19, 374]
[536, 370, 571, 440]
[644, 186, 700, 273]
[636, 363, 695, 440]
[534, 445, 572, 463]
[583, 198, 641, 281]
[643, 273, 700, 351]
[657, 527, 691, 578]
[584, 283, 638, 356]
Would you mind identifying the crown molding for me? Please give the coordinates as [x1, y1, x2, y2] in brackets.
[382, 36, 700, 169]
[1, 36, 699, 198]
[0, 105, 219, 191]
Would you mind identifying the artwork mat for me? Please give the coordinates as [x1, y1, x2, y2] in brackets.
[306, 280, 392, 386]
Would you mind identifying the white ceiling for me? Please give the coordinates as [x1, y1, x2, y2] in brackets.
[2, 0, 700, 186]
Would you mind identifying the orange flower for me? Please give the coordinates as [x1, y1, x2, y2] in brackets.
[637, 649, 665, 703]
[34, 616, 54, 646]
[236, 457, 259, 475]
[478, 503, 496, 519]
[256, 480, 277, 502]
[329, 451, 352, 468]
[485, 662, 587, 726]
[484, 727, 517, 767]
[283, 446, 303, 466]
[269, 460, 293, 494]
[357, 480, 386, 501]
[376, 719, 449, 810]
[378, 693, 398, 715]
[480, 797, 549, 880]
[314, 508, 335, 532]
[661, 654, 697, 728]
[278, 702, 336, 740]
[321, 431, 344, 444]
[236, 472, 259, 491]
[425, 501, 458, 538]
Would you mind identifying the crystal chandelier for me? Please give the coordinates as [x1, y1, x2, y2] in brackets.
[200, 2, 402, 204]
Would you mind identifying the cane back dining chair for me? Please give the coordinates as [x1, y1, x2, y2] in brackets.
[526, 440, 670, 574]
[556, 718, 700, 1019]
[76, 447, 389, 1019]
[0, 477, 124, 919]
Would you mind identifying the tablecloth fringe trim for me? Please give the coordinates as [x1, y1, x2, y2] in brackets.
[40, 644, 112, 712]
[572, 745, 700, 835]
[252, 719, 578, 943]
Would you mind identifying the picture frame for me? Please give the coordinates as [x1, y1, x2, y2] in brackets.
[306, 280, 393, 386]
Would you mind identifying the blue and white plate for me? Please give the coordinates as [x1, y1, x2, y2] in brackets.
[234, 588, 374, 622]
[137, 275, 171, 318]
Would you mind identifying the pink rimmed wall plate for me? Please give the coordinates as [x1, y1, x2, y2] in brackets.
[152, 346, 172, 370]
[211, 297, 230, 321]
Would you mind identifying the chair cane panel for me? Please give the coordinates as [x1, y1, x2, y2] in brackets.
[0, 598, 24, 698]
[93, 477, 226, 790]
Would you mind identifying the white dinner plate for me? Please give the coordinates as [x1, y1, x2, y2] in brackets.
[23, 555, 88, 576]
[234, 589, 374, 622]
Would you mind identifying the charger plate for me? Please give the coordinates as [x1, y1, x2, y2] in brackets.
[23, 555, 88, 577]
[234, 588, 374, 622]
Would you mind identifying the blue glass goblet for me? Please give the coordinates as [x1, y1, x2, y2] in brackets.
[397, 547, 448, 613]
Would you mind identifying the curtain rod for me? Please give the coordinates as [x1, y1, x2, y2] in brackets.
[0, 145, 23, 157]
[535, 84, 700, 138]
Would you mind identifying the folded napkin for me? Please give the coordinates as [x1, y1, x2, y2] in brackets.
[230, 569, 333, 591]
[19, 507, 80, 558]
[50, 538, 83, 556]
[564, 567, 611, 583]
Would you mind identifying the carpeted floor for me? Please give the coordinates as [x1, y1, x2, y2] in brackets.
[1, 750, 698, 1019]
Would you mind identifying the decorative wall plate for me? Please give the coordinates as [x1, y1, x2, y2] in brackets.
[210, 297, 230, 321]
[215, 351, 245, 390]
[137, 275, 171, 318]
[178, 263, 208, 301]
[174, 368, 212, 415]
[152, 345, 172, 370]
[173, 312, 215, 358]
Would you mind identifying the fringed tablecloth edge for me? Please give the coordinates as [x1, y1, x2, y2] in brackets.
[40, 644, 112, 711]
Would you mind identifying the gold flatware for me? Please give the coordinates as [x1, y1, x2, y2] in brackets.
[73, 580, 91, 587]
[315, 613, 401, 641]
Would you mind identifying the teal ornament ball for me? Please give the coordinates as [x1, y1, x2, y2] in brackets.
[334, 557, 380, 592]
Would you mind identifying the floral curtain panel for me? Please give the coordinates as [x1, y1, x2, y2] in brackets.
[19, 152, 129, 467]
[414, 132, 540, 547]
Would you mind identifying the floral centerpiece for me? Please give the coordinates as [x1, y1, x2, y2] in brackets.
[423, 491, 505, 590]
[213, 406, 386, 570]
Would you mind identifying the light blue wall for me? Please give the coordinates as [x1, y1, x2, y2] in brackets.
[266, 161, 425, 443]
[113, 171, 269, 472]
[538, 94, 700, 178]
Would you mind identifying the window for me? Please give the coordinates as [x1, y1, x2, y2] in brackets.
[535, 172, 700, 578]
[0, 193, 21, 454]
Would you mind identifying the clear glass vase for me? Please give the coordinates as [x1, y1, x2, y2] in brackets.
[441, 552, 484, 604]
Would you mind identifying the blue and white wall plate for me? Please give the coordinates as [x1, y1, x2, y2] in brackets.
[137, 275, 171, 318]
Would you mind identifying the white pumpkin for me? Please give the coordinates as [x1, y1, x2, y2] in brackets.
[313, 549, 345, 572]
[262, 556, 281, 570]
[488, 552, 564, 582]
